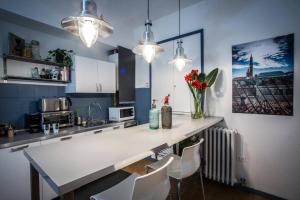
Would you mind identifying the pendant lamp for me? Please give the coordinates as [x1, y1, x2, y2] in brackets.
[169, 0, 192, 71]
[61, 0, 113, 48]
[132, 0, 164, 63]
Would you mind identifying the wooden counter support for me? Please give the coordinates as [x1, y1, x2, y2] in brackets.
[30, 164, 40, 200]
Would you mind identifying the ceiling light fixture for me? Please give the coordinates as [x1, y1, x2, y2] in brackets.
[61, 0, 113, 48]
[169, 0, 192, 71]
[132, 0, 164, 63]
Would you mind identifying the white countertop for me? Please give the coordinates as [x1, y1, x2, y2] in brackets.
[24, 115, 223, 195]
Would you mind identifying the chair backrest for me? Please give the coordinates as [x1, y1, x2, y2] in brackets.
[180, 138, 204, 179]
[131, 157, 174, 200]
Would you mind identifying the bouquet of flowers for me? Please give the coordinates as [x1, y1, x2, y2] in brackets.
[185, 68, 218, 119]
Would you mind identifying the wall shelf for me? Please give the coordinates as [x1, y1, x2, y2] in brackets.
[4, 75, 70, 84]
[3, 54, 64, 67]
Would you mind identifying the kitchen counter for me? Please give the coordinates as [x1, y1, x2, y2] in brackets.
[24, 115, 223, 197]
[0, 122, 124, 149]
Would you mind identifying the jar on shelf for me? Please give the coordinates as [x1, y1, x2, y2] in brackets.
[31, 40, 40, 60]
[22, 43, 32, 58]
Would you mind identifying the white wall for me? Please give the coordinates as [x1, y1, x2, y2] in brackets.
[134, 0, 300, 199]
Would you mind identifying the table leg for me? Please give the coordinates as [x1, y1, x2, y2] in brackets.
[60, 191, 75, 200]
[30, 164, 40, 200]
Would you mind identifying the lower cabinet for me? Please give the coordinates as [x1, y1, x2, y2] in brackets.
[0, 141, 40, 200]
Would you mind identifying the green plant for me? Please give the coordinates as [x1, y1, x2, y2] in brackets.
[47, 49, 74, 67]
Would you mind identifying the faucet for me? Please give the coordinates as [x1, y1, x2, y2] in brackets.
[87, 102, 103, 126]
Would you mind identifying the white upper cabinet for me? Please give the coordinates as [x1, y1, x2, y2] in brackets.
[66, 56, 116, 93]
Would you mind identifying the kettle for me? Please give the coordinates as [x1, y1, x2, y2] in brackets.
[59, 97, 72, 111]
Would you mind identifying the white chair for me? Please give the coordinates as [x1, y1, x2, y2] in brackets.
[146, 138, 205, 200]
[90, 157, 174, 200]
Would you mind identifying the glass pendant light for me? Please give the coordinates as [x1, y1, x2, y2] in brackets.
[132, 0, 164, 63]
[61, 0, 113, 48]
[169, 0, 192, 71]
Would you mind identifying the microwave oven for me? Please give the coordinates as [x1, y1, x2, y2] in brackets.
[109, 107, 135, 122]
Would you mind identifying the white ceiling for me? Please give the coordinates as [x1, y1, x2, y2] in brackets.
[0, 0, 203, 47]
[95, 0, 202, 29]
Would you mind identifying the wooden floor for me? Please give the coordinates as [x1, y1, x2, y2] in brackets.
[123, 160, 268, 200]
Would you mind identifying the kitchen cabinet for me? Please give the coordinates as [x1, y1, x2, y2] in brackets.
[0, 141, 40, 200]
[66, 55, 116, 93]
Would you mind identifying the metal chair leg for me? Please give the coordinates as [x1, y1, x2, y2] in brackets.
[199, 168, 205, 200]
[177, 180, 181, 200]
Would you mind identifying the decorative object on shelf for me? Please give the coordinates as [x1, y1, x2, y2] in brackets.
[22, 43, 32, 58]
[149, 99, 159, 129]
[47, 49, 74, 67]
[232, 34, 294, 116]
[132, 0, 164, 63]
[169, 0, 192, 71]
[9, 33, 25, 56]
[61, 0, 113, 48]
[161, 95, 172, 129]
[185, 68, 218, 119]
[31, 67, 39, 79]
[31, 40, 41, 60]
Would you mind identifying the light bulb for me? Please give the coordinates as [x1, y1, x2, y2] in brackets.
[78, 17, 99, 48]
[142, 45, 156, 63]
[174, 58, 186, 71]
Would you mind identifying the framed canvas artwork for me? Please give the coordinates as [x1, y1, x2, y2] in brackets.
[232, 34, 294, 116]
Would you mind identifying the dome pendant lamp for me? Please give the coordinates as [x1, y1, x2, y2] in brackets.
[169, 0, 192, 71]
[61, 0, 113, 48]
[132, 0, 164, 63]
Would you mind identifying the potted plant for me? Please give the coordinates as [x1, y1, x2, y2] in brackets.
[185, 68, 218, 119]
[47, 49, 74, 67]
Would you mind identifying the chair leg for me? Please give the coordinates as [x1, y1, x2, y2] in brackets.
[177, 180, 181, 200]
[199, 169, 206, 200]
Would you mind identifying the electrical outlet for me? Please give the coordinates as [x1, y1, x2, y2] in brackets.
[240, 177, 246, 185]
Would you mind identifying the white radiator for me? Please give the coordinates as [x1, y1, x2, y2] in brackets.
[204, 127, 238, 186]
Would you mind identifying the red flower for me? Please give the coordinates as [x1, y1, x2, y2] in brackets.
[192, 80, 202, 90]
[185, 74, 192, 81]
[202, 82, 208, 90]
[190, 69, 199, 76]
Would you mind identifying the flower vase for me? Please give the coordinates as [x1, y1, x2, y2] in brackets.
[192, 94, 204, 119]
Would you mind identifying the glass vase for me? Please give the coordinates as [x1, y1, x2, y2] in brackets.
[191, 94, 204, 119]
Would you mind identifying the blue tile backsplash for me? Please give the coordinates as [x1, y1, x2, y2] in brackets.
[0, 84, 113, 129]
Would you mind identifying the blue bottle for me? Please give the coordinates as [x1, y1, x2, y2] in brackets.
[149, 99, 159, 129]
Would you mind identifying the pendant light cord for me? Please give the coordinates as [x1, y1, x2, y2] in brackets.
[179, 0, 181, 36]
[147, 0, 150, 20]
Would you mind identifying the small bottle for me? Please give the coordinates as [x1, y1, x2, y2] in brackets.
[149, 99, 159, 129]
[161, 95, 172, 129]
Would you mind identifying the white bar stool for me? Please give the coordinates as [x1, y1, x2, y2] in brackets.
[90, 157, 174, 200]
[146, 139, 205, 200]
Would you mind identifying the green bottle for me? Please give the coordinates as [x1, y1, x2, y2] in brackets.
[149, 99, 159, 129]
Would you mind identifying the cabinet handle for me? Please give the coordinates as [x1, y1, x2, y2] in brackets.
[94, 130, 103, 134]
[11, 145, 29, 152]
[60, 136, 72, 141]
[113, 126, 120, 130]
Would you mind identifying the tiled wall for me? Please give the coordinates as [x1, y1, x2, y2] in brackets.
[135, 88, 151, 124]
[0, 84, 113, 129]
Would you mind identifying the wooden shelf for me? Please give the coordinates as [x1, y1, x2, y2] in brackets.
[3, 54, 64, 67]
[4, 75, 70, 84]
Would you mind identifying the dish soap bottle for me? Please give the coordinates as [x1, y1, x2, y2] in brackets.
[149, 99, 159, 129]
[161, 94, 172, 129]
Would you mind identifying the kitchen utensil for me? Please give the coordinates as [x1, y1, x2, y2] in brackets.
[59, 97, 72, 111]
[40, 98, 60, 112]
[7, 124, 14, 138]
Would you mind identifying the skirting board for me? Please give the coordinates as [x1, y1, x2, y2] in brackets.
[234, 184, 287, 200]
